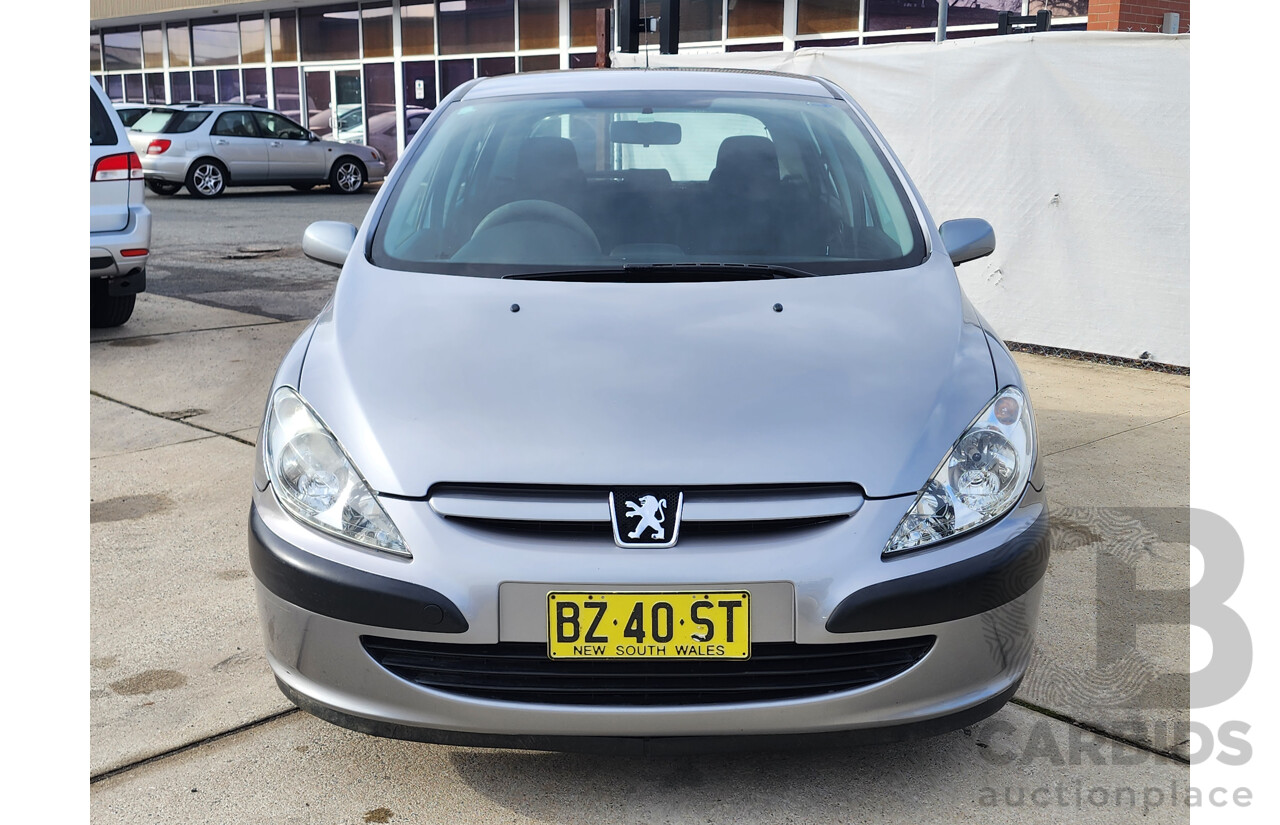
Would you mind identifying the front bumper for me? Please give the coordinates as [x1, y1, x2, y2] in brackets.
[250, 483, 1048, 750]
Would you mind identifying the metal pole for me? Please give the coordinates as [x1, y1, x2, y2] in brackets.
[936, 1, 948, 42]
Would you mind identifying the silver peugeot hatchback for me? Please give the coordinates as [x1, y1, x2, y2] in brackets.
[250, 69, 1047, 753]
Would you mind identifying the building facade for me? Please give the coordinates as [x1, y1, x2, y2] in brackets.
[91, 2, 1178, 167]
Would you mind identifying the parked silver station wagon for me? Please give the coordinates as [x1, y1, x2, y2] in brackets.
[128, 103, 387, 197]
[250, 68, 1048, 753]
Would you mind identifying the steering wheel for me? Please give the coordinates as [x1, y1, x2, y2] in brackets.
[472, 200, 600, 252]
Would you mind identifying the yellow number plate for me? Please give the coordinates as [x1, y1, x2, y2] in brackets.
[547, 591, 750, 660]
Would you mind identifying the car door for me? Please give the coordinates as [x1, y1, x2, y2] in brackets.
[252, 111, 328, 183]
[209, 111, 269, 182]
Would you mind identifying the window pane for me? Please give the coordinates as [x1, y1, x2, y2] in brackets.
[403, 60, 437, 110]
[124, 73, 144, 102]
[300, 5, 360, 62]
[520, 0, 558, 50]
[91, 32, 102, 73]
[863, 30, 934, 42]
[365, 63, 399, 165]
[145, 72, 166, 103]
[944, 1, 1018, 28]
[1030, 1, 1089, 16]
[401, 1, 437, 56]
[170, 71, 192, 102]
[521, 53, 560, 71]
[270, 13, 298, 61]
[568, 51, 596, 68]
[241, 16, 266, 63]
[726, 41, 784, 51]
[796, 35, 858, 47]
[797, 0, 862, 35]
[273, 66, 302, 121]
[244, 67, 268, 106]
[570, 1, 611, 48]
[194, 70, 215, 104]
[866, 0, 945, 32]
[439, 0, 514, 55]
[729, 0, 783, 38]
[683, 0, 723, 43]
[168, 24, 191, 67]
[479, 56, 515, 77]
[364, 3, 394, 58]
[192, 18, 240, 66]
[440, 59, 475, 95]
[640, 1, 721, 44]
[106, 75, 123, 101]
[142, 26, 164, 69]
[103, 28, 142, 72]
[305, 70, 332, 137]
[218, 69, 241, 103]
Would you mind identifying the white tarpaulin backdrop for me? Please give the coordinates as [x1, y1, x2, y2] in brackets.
[614, 32, 1190, 366]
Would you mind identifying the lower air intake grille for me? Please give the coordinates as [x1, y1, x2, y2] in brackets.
[361, 636, 935, 706]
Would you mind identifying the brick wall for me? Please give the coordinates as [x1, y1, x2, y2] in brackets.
[1088, 1, 1190, 33]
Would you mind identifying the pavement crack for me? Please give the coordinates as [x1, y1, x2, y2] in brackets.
[1044, 410, 1189, 458]
[90, 317, 295, 344]
[89, 390, 255, 447]
[90, 708, 299, 784]
[1009, 698, 1191, 765]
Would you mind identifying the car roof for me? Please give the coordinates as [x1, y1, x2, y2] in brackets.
[460, 67, 840, 101]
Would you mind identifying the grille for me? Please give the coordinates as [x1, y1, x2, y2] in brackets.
[426, 482, 863, 540]
[361, 636, 934, 706]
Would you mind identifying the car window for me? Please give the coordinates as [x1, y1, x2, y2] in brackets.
[373, 91, 925, 278]
[117, 108, 147, 127]
[166, 111, 212, 134]
[212, 111, 261, 138]
[252, 111, 309, 140]
[132, 108, 176, 132]
[90, 89, 118, 146]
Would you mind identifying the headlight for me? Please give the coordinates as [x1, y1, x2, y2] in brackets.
[264, 387, 409, 557]
[884, 386, 1035, 555]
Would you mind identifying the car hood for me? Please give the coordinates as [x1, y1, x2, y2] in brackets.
[298, 254, 996, 498]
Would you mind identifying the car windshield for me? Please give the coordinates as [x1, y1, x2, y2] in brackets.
[372, 90, 925, 278]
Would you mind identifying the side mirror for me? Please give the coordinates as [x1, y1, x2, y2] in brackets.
[302, 221, 357, 268]
[938, 218, 995, 266]
[307, 131, 320, 142]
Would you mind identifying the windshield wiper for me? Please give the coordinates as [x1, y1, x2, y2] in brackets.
[504, 263, 817, 282]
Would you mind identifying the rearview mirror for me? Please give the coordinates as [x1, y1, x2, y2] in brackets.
[938, 218, 995, 266]
[302, 221, 357, 268]
[609, 120, 681, 146]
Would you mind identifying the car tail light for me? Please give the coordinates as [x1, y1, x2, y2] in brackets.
[92, 152, 144, 182]
[147, 139, 172, 155]
[120, 248, 148, 257]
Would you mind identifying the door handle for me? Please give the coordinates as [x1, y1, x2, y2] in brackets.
[214, 138, 229, 145]
[269, 141, 283, 148]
